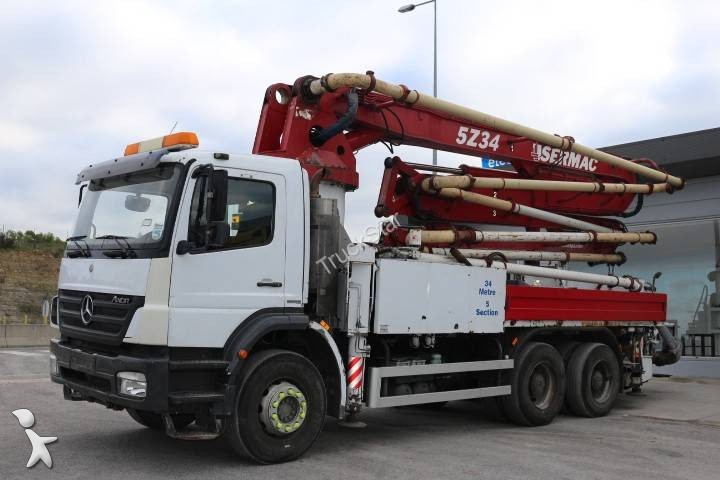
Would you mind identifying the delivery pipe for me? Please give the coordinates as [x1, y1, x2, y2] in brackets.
[405, 229, 657, 246]
[308, 73, 684, 189]
[421, 185, 613, 232]
[429, 248, 625, 265]
[413, 251, 643, 291]
[422, 175, 672, 194]
[652, 325, 681, 366]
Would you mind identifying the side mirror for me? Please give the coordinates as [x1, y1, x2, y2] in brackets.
[125, 194, 151, 212]
[207, 221, 230, 248]
[176, 240, 194, 255]
[209, 170, 228, 222]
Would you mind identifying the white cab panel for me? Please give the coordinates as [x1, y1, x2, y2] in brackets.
[124, 258, 171, 345]
[59, 258, 150, 296]
[373, 258, 506, 334]
[168, 154, 304, 348]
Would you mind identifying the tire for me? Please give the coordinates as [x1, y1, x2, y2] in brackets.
[557, 341, 581, 364]
[556, 341, 581, 413]
[501, 342, 565, 426]
[126, 409, 195, 430]
[566, 342, 621, 418]
[227, 349, 326, 464]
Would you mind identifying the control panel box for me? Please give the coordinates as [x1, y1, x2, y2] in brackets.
[373, 258, 506, 334]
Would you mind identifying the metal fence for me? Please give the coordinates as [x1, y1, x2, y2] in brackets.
[682, 334, 718, 357]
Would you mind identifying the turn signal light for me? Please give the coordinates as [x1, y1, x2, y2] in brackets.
[124, 132, 199, 156]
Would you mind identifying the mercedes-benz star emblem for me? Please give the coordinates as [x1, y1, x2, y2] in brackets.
[80, 295, 94, 325]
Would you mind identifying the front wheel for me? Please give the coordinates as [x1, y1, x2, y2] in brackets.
[226, 349, 326, 464]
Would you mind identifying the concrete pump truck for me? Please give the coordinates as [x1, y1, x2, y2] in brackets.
[50, 71, 682, 463]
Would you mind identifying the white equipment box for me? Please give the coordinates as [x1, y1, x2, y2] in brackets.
[373, 258, 506, 334]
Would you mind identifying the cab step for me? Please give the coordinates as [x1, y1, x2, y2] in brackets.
[162, 413, 222, 441]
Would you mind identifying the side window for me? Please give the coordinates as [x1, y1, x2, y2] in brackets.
[225, 178, 275, 248]
[187, 175, 275, 250]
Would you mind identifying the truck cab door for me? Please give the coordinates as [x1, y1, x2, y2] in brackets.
[168, 166, 287, 347]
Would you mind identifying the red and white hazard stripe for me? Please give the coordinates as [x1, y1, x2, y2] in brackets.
[347, 356, 364, 390]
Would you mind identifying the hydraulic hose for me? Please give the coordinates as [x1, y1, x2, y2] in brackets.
[309, 89, 358, 147]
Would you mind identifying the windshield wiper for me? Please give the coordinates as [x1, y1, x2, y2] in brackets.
[96, 235, 137, 259]
[66, 235, 91, 258]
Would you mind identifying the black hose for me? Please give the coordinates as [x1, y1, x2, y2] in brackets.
[310, 89, 359, 147]
[653, 325, 681, 366]
[620, 193, 644, 218]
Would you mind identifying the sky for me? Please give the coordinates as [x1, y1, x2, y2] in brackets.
[1, 0, 719, 240]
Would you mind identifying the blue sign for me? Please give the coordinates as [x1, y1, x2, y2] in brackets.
[480, 158, 513, 170]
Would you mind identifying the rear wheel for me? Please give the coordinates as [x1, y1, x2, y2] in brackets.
[227, 349, 326, 464]
[502, 342, 565, 426]
[556, 341, 581, 413]
[557, 341, 581, 364]
[126, 409, 195, 430]
[566, 343, 620, 417]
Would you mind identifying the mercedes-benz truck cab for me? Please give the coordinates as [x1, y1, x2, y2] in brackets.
[50, 133, 332, 461]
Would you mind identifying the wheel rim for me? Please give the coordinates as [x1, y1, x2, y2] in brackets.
[528, 362, 555, 410]
[259, 381, 307, 436]
[589, 360, 612, 403]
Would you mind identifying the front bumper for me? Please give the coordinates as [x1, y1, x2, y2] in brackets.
[50, 338, 169, 411]
[50, 338, 230, 413]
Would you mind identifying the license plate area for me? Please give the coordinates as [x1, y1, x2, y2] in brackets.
[70, 353, 96, 373]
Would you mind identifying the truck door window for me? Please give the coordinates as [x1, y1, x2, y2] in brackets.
[188, 175, 275, 250]
[225, 178, 275, 248]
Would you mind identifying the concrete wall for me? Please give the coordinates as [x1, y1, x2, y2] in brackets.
[0, 324, 58, 347]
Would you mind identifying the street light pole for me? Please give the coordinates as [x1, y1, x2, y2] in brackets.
[399, 0, 438, 165]
[432, 0, 437, 166]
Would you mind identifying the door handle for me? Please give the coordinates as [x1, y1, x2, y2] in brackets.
[257, 281, 283, 288]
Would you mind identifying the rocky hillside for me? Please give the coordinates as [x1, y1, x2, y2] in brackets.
[0, 250, 61, 324]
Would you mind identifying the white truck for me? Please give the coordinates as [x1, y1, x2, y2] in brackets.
[50, 72, 680, 463]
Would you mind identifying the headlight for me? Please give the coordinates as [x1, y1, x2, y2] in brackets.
[49, 353, 58, 376]
[117, 372, 147, 398]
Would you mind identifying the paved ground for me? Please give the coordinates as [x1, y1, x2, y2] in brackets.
[655, 356, 720, 379]
[1, 348, 720, 480]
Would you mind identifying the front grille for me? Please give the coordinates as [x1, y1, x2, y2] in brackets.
[58, 289, 144, 345]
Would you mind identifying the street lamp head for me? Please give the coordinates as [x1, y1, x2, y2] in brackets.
[398, 4, 416, 13]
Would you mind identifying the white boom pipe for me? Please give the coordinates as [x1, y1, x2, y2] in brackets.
[405, 229, 656, 246]
[308, 73, 684, 189]
[414, 251, 643, 291]
[422, 185, 613, 232]
[422, 175, 672, 194]
[429, 248, 625, 265]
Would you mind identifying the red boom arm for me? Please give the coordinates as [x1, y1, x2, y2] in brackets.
[253, 77, 645, 252]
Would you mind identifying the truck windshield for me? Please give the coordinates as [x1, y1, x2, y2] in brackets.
[71, 163, 183, 250]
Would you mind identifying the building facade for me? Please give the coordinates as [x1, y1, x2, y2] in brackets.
[601, 128, 720, 339]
